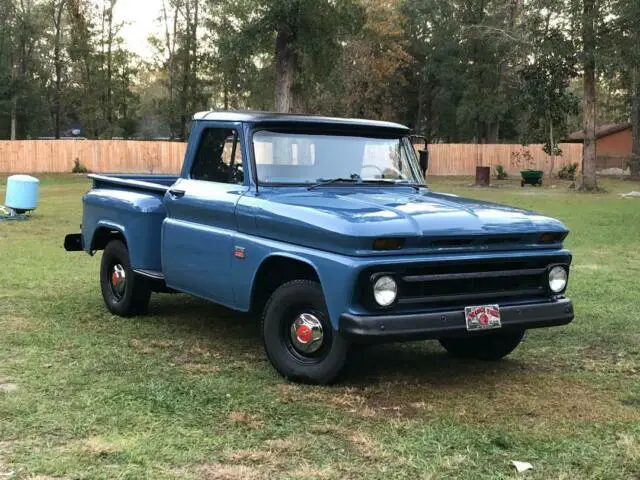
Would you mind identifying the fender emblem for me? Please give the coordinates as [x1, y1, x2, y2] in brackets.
[234, 246, 246, 259]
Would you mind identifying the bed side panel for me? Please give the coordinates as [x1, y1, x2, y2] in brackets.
[82, 188, 167, 270]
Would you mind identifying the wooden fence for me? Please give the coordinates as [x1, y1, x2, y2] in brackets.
[425, 143, 582, 176]
[0, 140, 582, 176]
[0, 140, 187, 174]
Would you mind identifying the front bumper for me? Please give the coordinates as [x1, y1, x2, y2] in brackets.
[340, 298, 574, 342]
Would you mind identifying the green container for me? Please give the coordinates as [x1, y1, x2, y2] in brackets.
[520, 169, 544, 187]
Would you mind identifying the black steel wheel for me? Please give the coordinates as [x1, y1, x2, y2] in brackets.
[262, 280, 349, 384]
[439, 331, 525, 361]
[100, 240, 151, 317]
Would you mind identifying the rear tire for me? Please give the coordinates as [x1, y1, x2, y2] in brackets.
[439, 331, 525, 361]
[100, 240, 151, 317]
[262, 280, 349, 384]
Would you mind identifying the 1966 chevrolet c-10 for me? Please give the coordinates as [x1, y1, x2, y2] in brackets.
[65, 111, 574, 384]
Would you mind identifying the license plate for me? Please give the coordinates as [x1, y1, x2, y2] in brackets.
[465, 305, 501, 331]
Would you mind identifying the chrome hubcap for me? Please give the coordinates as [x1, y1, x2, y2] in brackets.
[111, 264, 126, 298]
[290, 313, 324, 354]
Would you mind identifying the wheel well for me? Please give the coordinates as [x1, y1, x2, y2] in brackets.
[251, 256, 320, 315]
[91, 227, 126, 251]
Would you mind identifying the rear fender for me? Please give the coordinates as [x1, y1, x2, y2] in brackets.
[86, 220, 128, 253]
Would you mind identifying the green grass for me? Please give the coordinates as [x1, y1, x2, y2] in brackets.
[1, 174, 639, 479]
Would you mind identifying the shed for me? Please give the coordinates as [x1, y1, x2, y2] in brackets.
[567, 123, 632, 174]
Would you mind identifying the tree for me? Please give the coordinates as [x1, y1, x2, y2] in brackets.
[322, 0, 412, 121]
[222, 0, 364, 113]
[3, 0, 44, 139]
[609, 0, 640, 178]
[151, 0, 202, 139]
[578, 0, 599, 190]
[520, 1, 578, 175]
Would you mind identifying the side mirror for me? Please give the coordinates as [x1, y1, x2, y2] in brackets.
[418, 149, 429, 174]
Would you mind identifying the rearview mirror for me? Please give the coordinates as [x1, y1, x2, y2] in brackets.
[418, 149, 429, 174]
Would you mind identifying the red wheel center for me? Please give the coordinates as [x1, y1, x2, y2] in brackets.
[296, 325, 313, 344]
[112, 271, 119, 286]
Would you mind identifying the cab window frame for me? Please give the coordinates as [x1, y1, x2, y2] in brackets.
[189, 126, 245, 185]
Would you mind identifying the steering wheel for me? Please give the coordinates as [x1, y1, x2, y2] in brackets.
[361, 164, 385, 178]
[361, 164, 402, 179]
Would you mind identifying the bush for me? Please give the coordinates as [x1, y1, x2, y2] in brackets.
[72, 158, 89, 174]
[495, 164, 508, 180]
[558, 163, 578, 180]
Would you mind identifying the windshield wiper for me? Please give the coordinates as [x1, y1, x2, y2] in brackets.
[307, 175, 362, 190]
[361, 179, 424, 191]
[308, 176, 425, 191]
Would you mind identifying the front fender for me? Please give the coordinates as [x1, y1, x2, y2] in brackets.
[231, 233, 361, 328]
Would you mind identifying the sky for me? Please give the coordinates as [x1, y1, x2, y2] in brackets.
[114, 0, 163, 59]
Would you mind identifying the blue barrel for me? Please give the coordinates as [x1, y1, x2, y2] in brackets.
[5, 175, 40, 212]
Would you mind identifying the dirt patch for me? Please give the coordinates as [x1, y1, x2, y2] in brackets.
[307, 424, 385, 460]
[617, 433, 640, 463]
[227, 412, 263, 430]
[182, 363, 221, 375]
[172, 342, 226, 368]
[0, 380, 18, 394]
[129, 338, 181, 354]
[291, 464, 334, 479]
[29, 476, 70, 479]
[0, 441, 14, 478]
[1, 315, 36, 333]
[345, 430, 381, 458]
[571, 263, 603, 270]
[276, 363, 640, 429]
[79, 437, 119, 457]
[222, 437, 302, 468]
[197, 462, 265, 480]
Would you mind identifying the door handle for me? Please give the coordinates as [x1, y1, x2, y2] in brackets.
[168, 188, 186, 199]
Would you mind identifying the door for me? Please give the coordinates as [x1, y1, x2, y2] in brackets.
[162, 126, 248, 306]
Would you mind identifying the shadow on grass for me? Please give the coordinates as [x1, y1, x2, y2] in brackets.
[59, 291, 639, 425]
[136, 293, 526, 386]
[345, 343, 526, 386]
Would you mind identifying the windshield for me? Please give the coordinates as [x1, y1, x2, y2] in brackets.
[252, 130, 424, 185]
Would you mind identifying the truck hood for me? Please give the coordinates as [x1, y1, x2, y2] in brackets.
[248, 187, 569, 255]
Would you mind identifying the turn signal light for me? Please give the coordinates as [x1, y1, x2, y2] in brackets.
[539, 232, 567, 244]
[373, 238, 405, 250]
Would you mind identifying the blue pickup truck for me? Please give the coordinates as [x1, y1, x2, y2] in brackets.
[65, 111, 574, 384]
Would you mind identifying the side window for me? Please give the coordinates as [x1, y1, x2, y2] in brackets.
[191, 128, 244, 184]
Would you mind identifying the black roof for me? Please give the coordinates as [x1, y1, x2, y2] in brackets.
[193, 110, 410, 132]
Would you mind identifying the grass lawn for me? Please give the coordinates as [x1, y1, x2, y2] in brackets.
[1, 174, 639, 479]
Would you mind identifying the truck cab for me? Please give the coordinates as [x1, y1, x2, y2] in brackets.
[65, 111, 574, 384]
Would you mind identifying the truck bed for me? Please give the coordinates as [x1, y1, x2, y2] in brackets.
[88, 173, 179, 193]
[81, 173, 177, 272]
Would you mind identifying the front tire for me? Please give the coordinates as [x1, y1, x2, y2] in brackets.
[100, 240, 151, 317]
[439, 331, 525, 361]
[262, 280, 349, 384]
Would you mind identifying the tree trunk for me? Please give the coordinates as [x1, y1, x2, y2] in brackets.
[53, 1, 65, 140]
[10, 61, 17, 140]
[191, 0, 199, 111]
[631, 64, 640, 179]
[161, 0, 176, 139]
[579, 0, 598, 191]
[548, 116, 555, 176]
[415, 71, 423, 135]
[275, 27, 296, 113]
[106, 0, 115, 136]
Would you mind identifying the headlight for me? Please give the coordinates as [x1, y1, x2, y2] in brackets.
[373, 275, 398, 306]
[548, 266, 568, 293]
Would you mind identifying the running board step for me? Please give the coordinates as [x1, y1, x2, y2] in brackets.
[134, 269, 165, 281]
